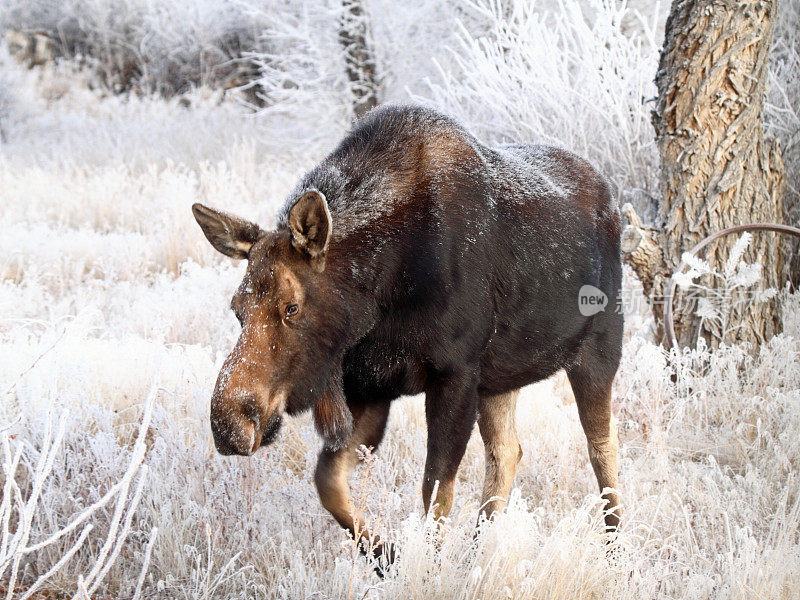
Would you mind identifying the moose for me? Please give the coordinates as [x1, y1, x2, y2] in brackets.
[192, 104, 623, 556]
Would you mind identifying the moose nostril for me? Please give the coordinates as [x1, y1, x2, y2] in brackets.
[210, 416, 242, 456]
[242, 397, 262, 422]
[210, 401, 262, 456]
[215, 440, 238, 456]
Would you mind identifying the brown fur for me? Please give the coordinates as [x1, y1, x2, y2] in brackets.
[478, 390, 523, 521]
[313, 368, 353, 450]
[191, 204, 261, 259]
[567, 347, 622, 530]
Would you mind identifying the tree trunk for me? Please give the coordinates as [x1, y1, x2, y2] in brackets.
[624, 0, 786, 348]
[339, 0, 380, 120]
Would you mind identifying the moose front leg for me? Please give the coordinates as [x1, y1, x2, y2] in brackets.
[422, 370, 480, 520]
[314, 402, 390, 549]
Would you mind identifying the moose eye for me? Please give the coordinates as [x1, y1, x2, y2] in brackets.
[284, 304, 299, 318]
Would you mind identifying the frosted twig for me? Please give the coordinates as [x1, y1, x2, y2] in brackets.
[76, 575, 90, 600]
[132, 527, 158, 600]
[86, 466, 150, 597]
[22, 385, 155, 554]
[0, 438, 23, 566]
[77, 471, 133, 595]
[2, 327, 67, 397]
[19, 524, 93, 600]
[3, 409, 66, 599]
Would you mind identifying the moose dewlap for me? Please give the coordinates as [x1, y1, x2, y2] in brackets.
[192, 104, 624, 558]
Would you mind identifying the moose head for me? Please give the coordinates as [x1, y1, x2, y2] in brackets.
[193, 191, 353, 456]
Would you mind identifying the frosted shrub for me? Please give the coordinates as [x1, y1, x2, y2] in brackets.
[673, 233, 781, 346]
[0, 50, 31, 144]
[0, 0, 269, 95]
[422, 0, 663, 205]
[244, 0, 355, 147]
[0, 70, 13, 142]
[368, 0, 494, 101]
[0, 388, 156, 599]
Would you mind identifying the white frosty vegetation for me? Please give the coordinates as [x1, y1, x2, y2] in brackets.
[0, 0, 271, 95]
[674, 234, 784, 345]
[0, 1, 798, 598]
[1, 386, 155, 600]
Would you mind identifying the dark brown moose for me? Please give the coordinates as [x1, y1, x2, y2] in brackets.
[192, 104, 623, 557]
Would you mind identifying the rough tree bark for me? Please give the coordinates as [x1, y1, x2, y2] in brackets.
[623, 0, 786, 348]
[339, 0, 380, 120]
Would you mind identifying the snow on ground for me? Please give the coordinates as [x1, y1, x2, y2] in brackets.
[1, 55, 799, 599]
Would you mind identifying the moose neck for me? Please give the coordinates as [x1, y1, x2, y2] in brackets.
[324, 210, 405, 346]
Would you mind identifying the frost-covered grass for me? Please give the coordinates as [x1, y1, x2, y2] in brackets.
[1, 9, 800, 600]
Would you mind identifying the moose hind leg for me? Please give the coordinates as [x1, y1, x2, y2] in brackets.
[567, 350, 622, 531]
[422, 370, 480, 521]
[314, 402, 390, 547]
[477, 389, 522, 522]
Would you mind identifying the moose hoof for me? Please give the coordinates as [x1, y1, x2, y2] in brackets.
[360, 538, 396, 577]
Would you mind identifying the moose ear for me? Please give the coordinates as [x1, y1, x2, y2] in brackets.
[192, 203, 262, 260]
[288, 190, 332, 268]
[313, 373, 353, 451]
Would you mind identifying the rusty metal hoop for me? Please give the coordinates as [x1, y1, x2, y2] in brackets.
[663, 223, 800, 350]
